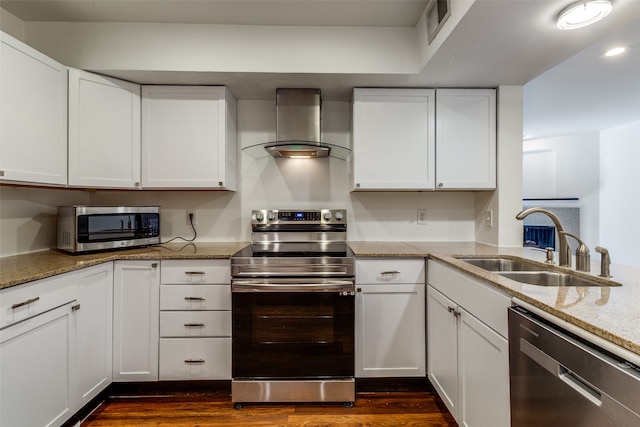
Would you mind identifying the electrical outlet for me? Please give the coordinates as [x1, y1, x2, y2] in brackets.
[485, 210, 493, 227]
[417, 209, 428, 225]
[187, 210, 197, 226]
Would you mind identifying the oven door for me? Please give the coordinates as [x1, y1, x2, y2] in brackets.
[232, 279, 355, 379]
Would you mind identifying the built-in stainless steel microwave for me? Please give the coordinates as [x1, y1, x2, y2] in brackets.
[57, 206, 160, 253]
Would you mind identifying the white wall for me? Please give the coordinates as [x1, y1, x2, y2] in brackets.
[0, 186, 90, 256]
[22, 22, 418, 75]
[0, 100, 485, 256]
[599, 120, 640, 267]
[90, 100, 479, 244]
[522, 132, 600, 251]
[474, 85, 524, 248]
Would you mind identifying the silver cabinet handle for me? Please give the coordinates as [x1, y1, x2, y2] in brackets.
[11, 296, 40, 309]
[185, 296, 206, 301]
[380, 270, 400, 275]
[184, 323, 205, 327]
[184, 359, 205, 364]
[72, 304, 81, 312]
[185, 271, 205, 275]
[448, 306, 461, 318]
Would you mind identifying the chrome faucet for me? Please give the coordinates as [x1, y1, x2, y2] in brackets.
[516, 207, 572, 268]
[560, 231, 590, 272]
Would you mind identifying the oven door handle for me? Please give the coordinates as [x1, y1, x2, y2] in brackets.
[231, 280, 355, 293]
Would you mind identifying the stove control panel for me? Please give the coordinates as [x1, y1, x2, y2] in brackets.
[252, 209, 347, 225]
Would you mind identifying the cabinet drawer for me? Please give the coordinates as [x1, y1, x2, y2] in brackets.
[356, 258, 425, 284]
[161, 260, 230, 284]
[160, 311, 231, 338]
[160, 285, 231, 310]
[0, 272, 77, 328]
[159, 338, 231, 380]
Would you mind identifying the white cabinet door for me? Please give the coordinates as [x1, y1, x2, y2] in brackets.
[0, 31, 67, 186]
[68, 68, 141, 188]
[426, 286, 459, 417]
[435, 89, 496, 189]
[351, 88, 435, 190]
[355, 283, 425, 377]
[0, 302, 77, 427]
[75, 263, 113, 409]
[141, 86, 237, 190]
[113, 260, 160, 381]
[459, 308, 510, 427]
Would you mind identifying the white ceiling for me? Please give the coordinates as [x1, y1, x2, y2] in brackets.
[2, 0, 639, 139]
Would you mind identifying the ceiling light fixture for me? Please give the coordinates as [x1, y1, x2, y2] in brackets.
[556, 0, 613, 30]
[604, 46, 626, 56]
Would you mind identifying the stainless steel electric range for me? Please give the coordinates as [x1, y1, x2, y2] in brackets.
[230, 209, 355, 408]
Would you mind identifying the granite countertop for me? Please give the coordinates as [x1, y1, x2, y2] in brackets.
[2, 240, 639, 361]
[0, 242, 250, 289]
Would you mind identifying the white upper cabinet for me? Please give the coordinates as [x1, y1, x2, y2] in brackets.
[68, 68, 141, 188]
[435, 89, 496, 190]
[141, 86, 237, 190]
[351, 87, 496, 191]
[0, 31, 68, 186]
[351, 88, 436, 190]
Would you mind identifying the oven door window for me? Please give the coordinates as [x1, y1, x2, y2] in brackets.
[232, 292, 354, 379]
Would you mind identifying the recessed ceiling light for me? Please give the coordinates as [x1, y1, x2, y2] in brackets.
[557, 0, 613, 30]
[604, 46, 626, 57]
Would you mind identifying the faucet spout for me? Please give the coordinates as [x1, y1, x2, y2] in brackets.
[516, 207, 572, 267]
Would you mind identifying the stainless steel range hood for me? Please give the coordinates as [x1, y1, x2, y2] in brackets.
[243, 88, 351, 160]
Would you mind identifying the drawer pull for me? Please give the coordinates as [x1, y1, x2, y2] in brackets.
[184, 323, 205, 327]
[185, 297, 206, 301]
[185, 271, 206, 275]
[380, 270, 400, 276]
[185, 359, 205, 364]
[11, 297, 40, 309]
[72, 304, 81, 312]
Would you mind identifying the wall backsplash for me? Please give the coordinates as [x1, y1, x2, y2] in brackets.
[0, 99, 479, 257]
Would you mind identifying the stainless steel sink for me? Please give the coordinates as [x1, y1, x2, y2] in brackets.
[458, 258, 546, 272]
[497, 271, 620, 287]
[456, 256, 621, 287]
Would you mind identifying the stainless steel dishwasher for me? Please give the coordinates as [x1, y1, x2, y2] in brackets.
[509, 305, 640, 427]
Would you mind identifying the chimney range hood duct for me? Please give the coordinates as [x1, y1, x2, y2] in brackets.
[243, 88, 351, 160]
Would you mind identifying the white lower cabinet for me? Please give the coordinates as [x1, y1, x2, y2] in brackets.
[113, 260, 160, 381]
[355, 258, 426, 377]
[427, 260, 511, 427]
[75, 263, 113, 409]
[159, 260, 232, 380]
[0, 274, 78, 427]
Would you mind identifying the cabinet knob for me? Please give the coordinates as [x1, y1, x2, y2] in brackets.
[151, 263, 158, 268]
[438, 183, 444, 188]
[72, 304, 81, 312]
[357, 288, 362, 292]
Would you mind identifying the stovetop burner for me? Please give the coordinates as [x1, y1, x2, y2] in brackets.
[231, 209, 353, 279]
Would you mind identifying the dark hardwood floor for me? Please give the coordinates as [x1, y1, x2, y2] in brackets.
[81, 391, 458, 426]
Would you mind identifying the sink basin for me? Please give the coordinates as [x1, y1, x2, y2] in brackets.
[497, 271, 620, 287]
[456, 256, 621, 287]
[458, 258, 546, 272]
